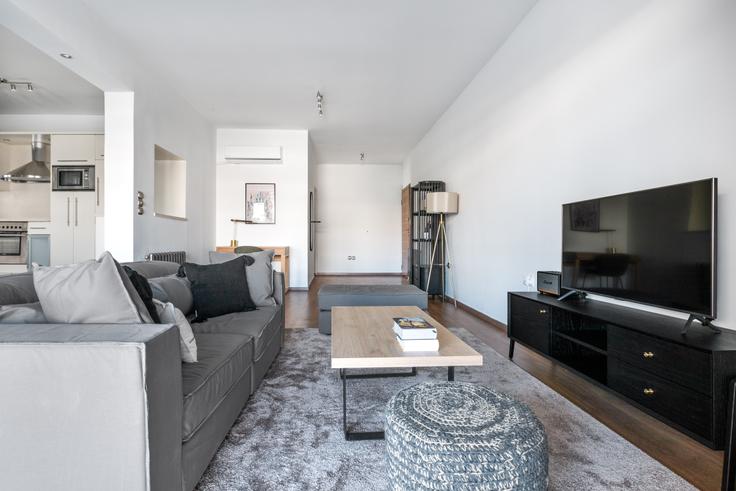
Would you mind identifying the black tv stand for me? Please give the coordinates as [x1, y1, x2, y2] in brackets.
[558, 289, 587, 302]
[507, 291, 736, 450]
[682, 313, 721, 335]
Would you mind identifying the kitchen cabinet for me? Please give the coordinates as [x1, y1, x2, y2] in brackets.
[95, 156, 104, 216]
[50, 192, 96, 265]
[27, 234, 50, 267]
[51, 134, 96, 165]
[94, 134, 104, 160]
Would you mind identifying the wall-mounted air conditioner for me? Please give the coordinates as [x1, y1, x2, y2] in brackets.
[222, 145, 282, 163]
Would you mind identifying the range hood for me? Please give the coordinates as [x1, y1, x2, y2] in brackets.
[1, 134, 50, 183]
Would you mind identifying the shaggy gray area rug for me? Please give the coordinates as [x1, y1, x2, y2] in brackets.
[197, 327, 694, 491]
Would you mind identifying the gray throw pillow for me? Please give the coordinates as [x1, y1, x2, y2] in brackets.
[32, 251, 154, 324]
[0, 302, 47, 324]
[0, 273, 38, 305]
[149, 275, 194, 316]
[242, 250, 275, 306]
[153, 299, 197, 363]
[208, 250, 275, 307]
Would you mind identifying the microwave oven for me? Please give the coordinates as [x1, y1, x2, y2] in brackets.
[52, 165, 95, 191]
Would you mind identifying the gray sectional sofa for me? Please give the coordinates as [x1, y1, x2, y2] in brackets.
[0, 260, 284, 491]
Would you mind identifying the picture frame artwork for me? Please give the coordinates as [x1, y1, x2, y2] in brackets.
[570, 199, 600, 232]
[245, 183, 276, 224]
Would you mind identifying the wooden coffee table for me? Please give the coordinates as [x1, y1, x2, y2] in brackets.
[331, 306, 483, 440]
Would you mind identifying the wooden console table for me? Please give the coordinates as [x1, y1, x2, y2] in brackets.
[215, 245, 290, 293]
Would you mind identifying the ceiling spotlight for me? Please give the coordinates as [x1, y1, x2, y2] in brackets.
[26, 83, 33, 92]
[10, 83, 16, 92]
[59, 53, 73, 59]
[316, 91, 324, 117]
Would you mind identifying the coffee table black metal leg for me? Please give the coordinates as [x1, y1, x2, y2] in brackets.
[448, 366, 455, 381]
[341, 369, 348, 435]
[341, 368, 417, 441]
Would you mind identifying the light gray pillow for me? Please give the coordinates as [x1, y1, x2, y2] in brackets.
[208, 250, 275, 306]
[149, 275, 194, 315]
[0, 302, 47, 324]
[33, 251, 154, 324]
[153, 299, 197, 363]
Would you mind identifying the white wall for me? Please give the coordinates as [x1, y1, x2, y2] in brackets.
[216, 129, 309, 288]
[133, 86, 215, 263]
[316, 163, 402, 274]
[405, 0, 736, 326]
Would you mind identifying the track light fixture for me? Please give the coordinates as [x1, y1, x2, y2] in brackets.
[316, 91, 324, 117]
[0, 77, 34, 95]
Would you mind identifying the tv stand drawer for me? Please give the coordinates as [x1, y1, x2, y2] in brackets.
[608, 325, 712, 396]
[608, 357, 712, 441]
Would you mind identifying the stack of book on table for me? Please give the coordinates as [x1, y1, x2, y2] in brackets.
[393, 317, 438, 352]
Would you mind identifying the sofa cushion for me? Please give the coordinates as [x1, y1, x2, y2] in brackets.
[149, 275, 194, 316]
[122, 260, 180, 279]
[181, 333, 253, 442]
[209, 250, 276, 307]
[182, 256, 257, 322]
[0, 272, 38, 305]
[192, 306, 280, 360]
[318, 284, 428, 310]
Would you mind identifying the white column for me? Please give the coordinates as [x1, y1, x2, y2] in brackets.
[103, 92, 135, 262]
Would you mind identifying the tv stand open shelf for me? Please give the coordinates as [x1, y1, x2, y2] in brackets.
[507, 291, 736, 450]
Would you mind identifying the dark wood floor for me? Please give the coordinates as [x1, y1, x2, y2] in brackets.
[286, 275, 722, 490]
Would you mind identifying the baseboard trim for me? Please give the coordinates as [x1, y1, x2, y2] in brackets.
[314, 272, 405, 277]
[444, 295, 507, 333]
[287, 287, 309, 292]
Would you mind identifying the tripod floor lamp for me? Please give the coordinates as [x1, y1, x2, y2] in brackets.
[426, 191, 458, 306]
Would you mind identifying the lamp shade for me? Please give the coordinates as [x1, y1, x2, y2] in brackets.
[426, 192, 458, 214]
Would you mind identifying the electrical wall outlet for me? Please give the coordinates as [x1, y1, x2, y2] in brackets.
[347, 256, 356, 261]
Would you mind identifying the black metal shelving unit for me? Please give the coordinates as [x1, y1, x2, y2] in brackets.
[410, 180, 445, 294]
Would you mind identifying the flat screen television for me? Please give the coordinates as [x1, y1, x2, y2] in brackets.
[562, 178, 717, 319]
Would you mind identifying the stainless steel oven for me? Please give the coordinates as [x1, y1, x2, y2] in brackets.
[0, 222, 28, 265]
[52, 165, 95, 191]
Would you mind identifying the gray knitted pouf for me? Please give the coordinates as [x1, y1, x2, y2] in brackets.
[385, 382, 548, 491]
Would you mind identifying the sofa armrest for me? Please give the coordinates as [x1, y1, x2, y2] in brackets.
[273, 271, 285, 306]
[0, 324, 183, 491]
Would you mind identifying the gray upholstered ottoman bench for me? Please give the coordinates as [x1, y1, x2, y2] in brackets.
[385, 382, 548, 491]
[318, 284, 428, 335]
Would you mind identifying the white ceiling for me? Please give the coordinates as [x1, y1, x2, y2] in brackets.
[80, 0, 537, 164]
[0, 25, 103, 115]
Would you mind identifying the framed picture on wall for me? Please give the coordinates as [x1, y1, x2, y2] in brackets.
[245, 183, 276, 224]
[570, 199, 600, 232]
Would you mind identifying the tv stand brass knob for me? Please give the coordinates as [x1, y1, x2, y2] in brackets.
[643, 388, 655, 396]
[642, 352, 655, 358]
